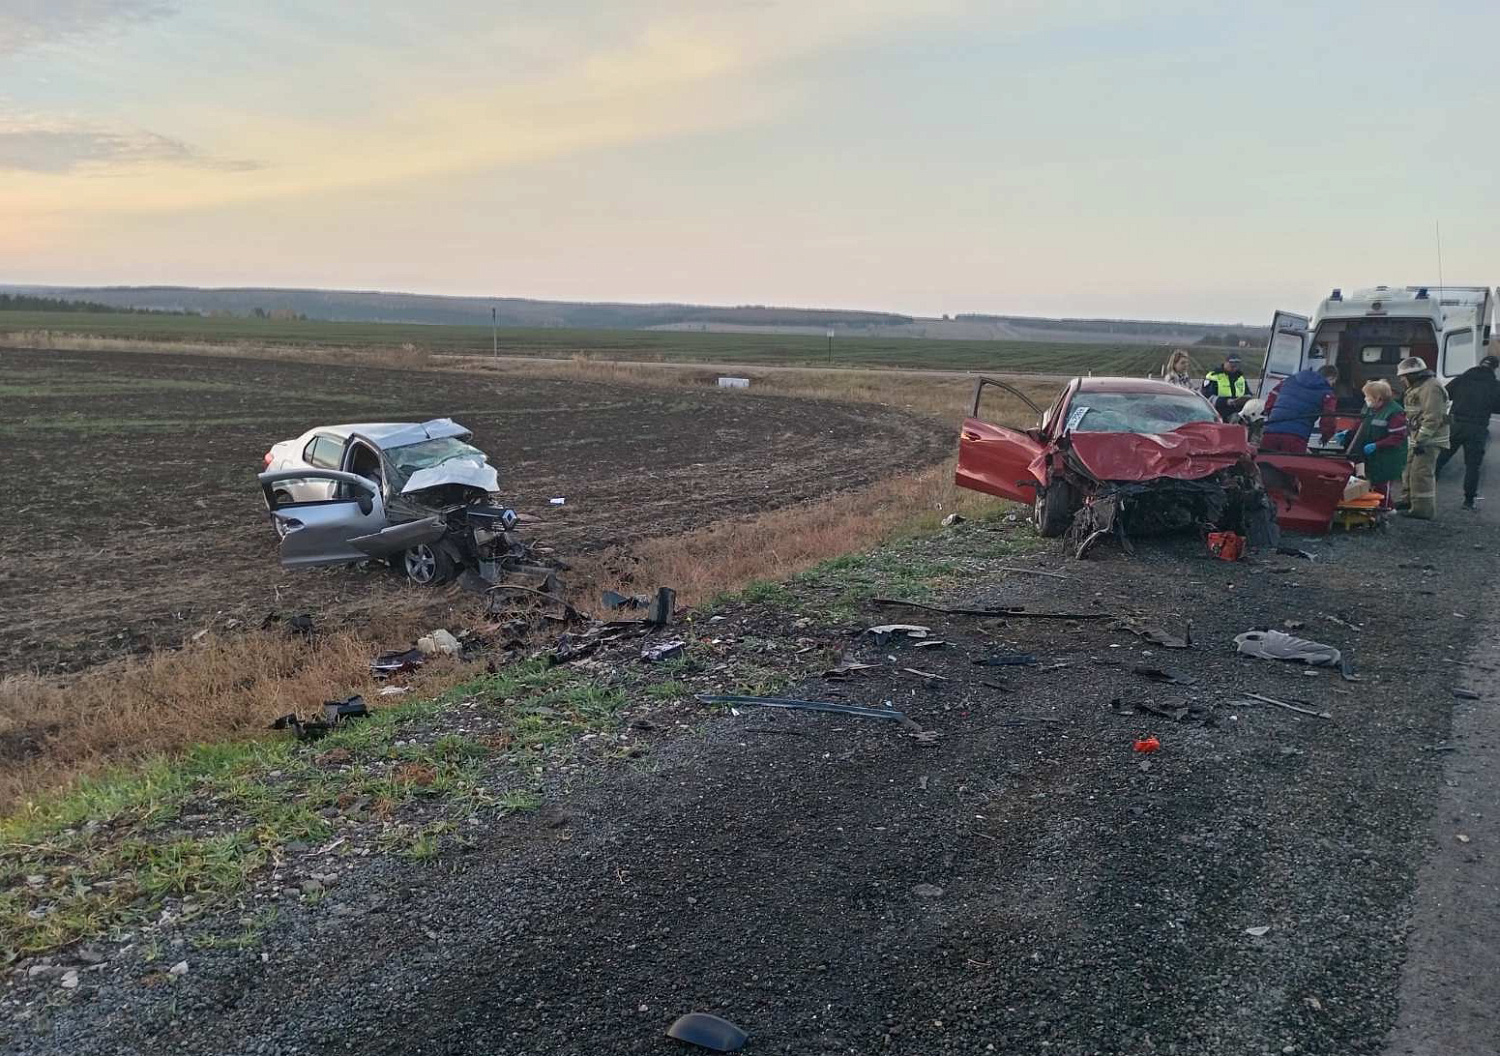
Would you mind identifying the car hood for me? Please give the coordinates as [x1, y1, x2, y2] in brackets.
[1060, 421, 1254, 483]
[400, 457, 500, 495]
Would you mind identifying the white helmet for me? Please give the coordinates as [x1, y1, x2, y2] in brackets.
[1396, 356, 1428, 377]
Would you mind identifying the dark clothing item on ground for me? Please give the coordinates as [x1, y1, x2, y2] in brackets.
[1437, 419, 1488, 504]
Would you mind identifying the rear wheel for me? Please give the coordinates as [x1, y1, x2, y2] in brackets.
[403, 543, 456, 586]
[1034, 480, 1076, 538]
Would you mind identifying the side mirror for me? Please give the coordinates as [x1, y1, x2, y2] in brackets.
[357, 494, 374, 516]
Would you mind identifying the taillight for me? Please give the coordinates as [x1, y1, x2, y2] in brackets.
[263, 450, 274, 467]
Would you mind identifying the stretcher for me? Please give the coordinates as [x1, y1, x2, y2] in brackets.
[1332, 490, 1389, 531]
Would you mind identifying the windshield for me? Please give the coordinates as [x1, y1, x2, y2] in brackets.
[1064, 391, 1218, 434]
[384, 437, 490, 492]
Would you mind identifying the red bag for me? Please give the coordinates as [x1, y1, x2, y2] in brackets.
[1207, 531, 1245, 562]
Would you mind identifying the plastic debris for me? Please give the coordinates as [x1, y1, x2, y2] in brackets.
[973, 653, 1038, 667]
[1234, 630, 1341, 668]
[823, 660, 878, 679]
[1133, 735, 1160, 753]
[699, 694, 909, 723]
[866, 624, 931, 639]
[601, 589, 649, 611]
[1116, 619, 1192, 649]
[1132, 665, 1198, 686]
[1453, 688, 1482, 700]
[645, 587, 677, 627]
[549, 497, 566, 506]
[1207, 531, 1245, 562]
[941, 513, 965, 527]
[1245, 925, 1271, 938]
[321, 695, 369, 724]
[665, 1012, 748, 1052]
[371, 648, 425, 675]
[641, 640, 686, 663]
[417, 629, 461, 657]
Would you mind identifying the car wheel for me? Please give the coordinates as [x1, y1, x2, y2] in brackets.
[1034, 480, 1075, 538]
[403, 543, 456, 586]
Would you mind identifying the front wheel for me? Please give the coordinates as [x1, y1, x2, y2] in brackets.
[1034, 480, 1076, 538]
[403, 543, 456, 586]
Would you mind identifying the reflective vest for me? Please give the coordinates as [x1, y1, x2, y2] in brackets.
[1205, 370, 1248, 399]
[1264, 369, 1332, 437]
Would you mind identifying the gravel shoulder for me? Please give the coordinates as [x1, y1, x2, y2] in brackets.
[4, 468, 1498, 1054]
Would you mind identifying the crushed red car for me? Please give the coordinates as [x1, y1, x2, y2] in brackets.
[955, 377, 1353, 555]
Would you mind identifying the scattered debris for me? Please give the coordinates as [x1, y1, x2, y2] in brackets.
[416, 629, 461, 657]
[1453, 688, 1482, 700]
[321, 695, 368, 724]
[645, 587, 677, 627]
[371, 648, 425, 675]
[912, 883, 945, 898]
[1338, 657, 1363, 683]
[902, 668, 949, 681]
[994, 565, 1070, 580]
[1207, 531, 1245, 562]
[1132, 665, 1198, 686]
[59, 969, 79, 990]
[601, 589, 649, 611]
[941, 513, 965, 527]
[168, 960, 190, 977]
[873, 598, 1108, 620]
[1235, 630, 1341, 667]
[378, 685, 412, 697]
[973, 653, 1038, 667]
[1282, 619, 1305, 631]
[549, 497, 566, 506]
[716, 376, 751, 389]
[865, 624, 931, 639]
[1277, 547, 1317, 561]
[1133, 735, 1161, 753]
[699, 694, 911, 724]
[1115, 618, 1192, 649]
[1242, 692, 1333, 720]
[270, 697, 369, 741]
[1457, 834, 1472, 844]
[913, 639, 947, 649]
[641, 640, 686, 663]
[1244, 925, 1271, 938]
[665, 1012, 748, 1053]
[823, 660, 879, 679]
[263, 612, 315, 636]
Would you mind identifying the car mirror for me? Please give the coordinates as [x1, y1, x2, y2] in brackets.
[356, 494, 374, 516]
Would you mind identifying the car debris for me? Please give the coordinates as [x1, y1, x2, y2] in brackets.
[1114, 618, 1192, 649]
[1207, 531, 1246, 562]
[973, 653, 1039, 667]
[601, 589, 649, 611]
[823, 660, 879, 679]
[665, 1012, 748, 1053]
[1277, 546, 1317, 561]
[871, 598, 1109, 620]
[1234, 630, 1341, 667]
[262, 612, 316, 636]
[1452, 688, 1482, 700]
[549, 497, 566, 506]
[641, 640, 686, 663]
[1132, 665, 1199, 686]
[371, 647, 425, 675]
[865, 624, 932, 639]
[645, 587, 678, 627]
[1241, 692, 1334, 720]
[902, 667, 949, 681]
[1133, 735, 1161, 753]
[321, 695, 369, 724]
[699, 694, 913, 725]
[417, 629, 461, 656]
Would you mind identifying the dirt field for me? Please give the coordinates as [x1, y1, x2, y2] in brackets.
[0, 347, 954, 675]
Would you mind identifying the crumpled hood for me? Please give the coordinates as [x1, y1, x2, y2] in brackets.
[1059, 421, 1254, 483]
[400, 457, 500, 495]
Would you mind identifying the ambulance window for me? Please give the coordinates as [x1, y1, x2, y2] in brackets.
[1266, 330, 1302, 376]
[1360, 347, 1383, 364]
[1444, 329, 1477, 375]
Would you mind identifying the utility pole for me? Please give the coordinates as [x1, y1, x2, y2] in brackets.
[827, 329, 834, 367]
[492, 306, 498, 361]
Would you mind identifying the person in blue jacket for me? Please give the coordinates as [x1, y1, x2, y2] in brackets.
[1261, 364, 1340, 453]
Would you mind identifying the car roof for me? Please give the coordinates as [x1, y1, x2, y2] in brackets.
[1073, 377, 1203, 396]
[314, 418, 472, 449]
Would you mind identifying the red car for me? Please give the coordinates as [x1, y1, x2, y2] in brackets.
[955, 376, 1352, 552]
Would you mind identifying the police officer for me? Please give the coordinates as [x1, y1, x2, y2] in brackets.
[1436, 354, 1500, 511]
[1203, 353, 1250, 422]
[1395, 356, 1451, 520]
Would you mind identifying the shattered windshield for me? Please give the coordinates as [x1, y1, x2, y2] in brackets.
[1064, 392, 1218, 434]
[385, 437, 490, 492]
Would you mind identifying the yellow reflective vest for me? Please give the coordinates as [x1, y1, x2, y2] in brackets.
[1204, 370, 1249, 399]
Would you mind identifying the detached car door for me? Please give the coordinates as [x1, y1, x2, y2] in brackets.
[259, 469, 390, 567]
[955, 378, 1047, 503]
[1256, 453, 1353, 535]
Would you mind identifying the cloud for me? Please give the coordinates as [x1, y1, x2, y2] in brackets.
[0, 0, 174, 57]
[0, 125, 256, 174]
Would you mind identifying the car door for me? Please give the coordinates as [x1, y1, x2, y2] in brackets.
[955, 378, 1047, 503]
[1260, 310, 1309, 394]
[1256, 453, 1353, 535]
[259, 469, 389, 567]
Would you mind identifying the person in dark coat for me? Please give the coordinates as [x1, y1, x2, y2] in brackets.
[1436, 354, 1500, 510]
[1260, 364, 1339, 453]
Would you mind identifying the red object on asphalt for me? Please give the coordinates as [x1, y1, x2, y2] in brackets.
[1134, 735, 1161, 753]
[1207, 531, 1245, 561]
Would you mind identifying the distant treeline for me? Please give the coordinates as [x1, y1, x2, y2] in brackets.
[0, 293, 185, 315]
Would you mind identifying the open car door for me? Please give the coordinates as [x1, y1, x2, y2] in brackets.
[259, 469, 390, 568]
[1256, 453, 1353, 535]
[955, 378, 1046, 504]
[1260, 310, 1309, 395]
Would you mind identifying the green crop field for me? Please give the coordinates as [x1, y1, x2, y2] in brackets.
[0, 310, 1232, 376]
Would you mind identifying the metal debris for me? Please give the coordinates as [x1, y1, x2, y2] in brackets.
[1132, 665, 1198, 686]
[665, 1012, 748, 1052]
[1241, 692, 1333, 720]
[872, 598, 1108, 620]
[699, 694, 910, 723]
[641, 639, 686, 663]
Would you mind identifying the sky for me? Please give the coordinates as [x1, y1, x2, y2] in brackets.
[2, 0, 1497, 322]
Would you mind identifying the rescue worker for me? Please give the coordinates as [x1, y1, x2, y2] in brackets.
[1394, 356, 1450, 519]
[1163, 349, 1195, 390]
[1203, 353, 1250, 421]
[1260, 364, 1339, 453]
[1349, 379, 1407, 509]
[1436, 354, 1500, 511]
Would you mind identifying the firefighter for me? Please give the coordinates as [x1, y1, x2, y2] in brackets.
[1260, 364, 1339, 453]
[1202, 353, 1250, 421]
[1436, 354, 1500, 511]
[1395, 356, 1450, 519]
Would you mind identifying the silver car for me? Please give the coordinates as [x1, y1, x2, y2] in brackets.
[258, 418, 518, 586]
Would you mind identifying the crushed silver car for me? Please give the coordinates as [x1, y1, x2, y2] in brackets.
[258, 418, 525, 586]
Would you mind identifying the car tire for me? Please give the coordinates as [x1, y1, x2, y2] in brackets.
[403, 543, 456, 587]
[1034, 480, 1076, 538]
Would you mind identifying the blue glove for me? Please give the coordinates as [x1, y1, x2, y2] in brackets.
[1330, 430, 1350, 445]
[1362, 442, 1377, 456]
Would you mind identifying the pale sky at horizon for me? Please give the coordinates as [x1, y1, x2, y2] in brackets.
[2, 0, 1496, 323]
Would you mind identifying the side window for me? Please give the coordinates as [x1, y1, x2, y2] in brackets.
[302, 438, 319, 465]
[1444, 329, 1477, 376]
[1265, 330, 1303, 376]
[309, 435, 343, 469]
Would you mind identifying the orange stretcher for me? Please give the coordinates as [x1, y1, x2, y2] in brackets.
[1332, 490, 1388, 531]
